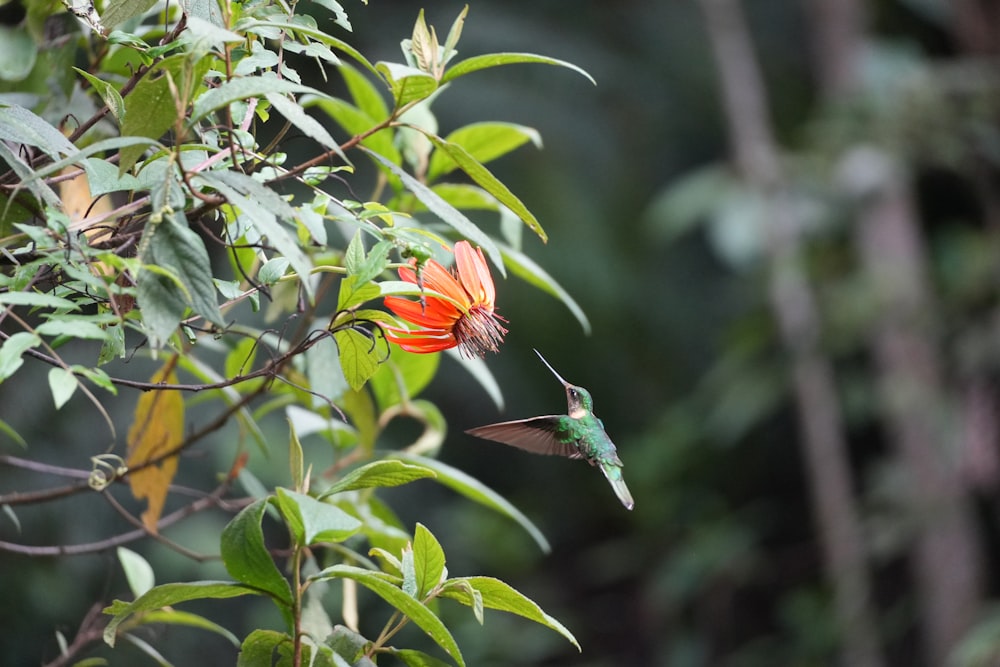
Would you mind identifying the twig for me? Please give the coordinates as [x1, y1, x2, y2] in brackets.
[40, 602, 107, 667]
[0, 486, 251, 557]
[101, 489, 215, 562]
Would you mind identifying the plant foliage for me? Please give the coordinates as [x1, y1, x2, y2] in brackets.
[0, 2, 592, 664]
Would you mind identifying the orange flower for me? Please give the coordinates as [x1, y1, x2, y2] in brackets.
[384, 241, 508, 358]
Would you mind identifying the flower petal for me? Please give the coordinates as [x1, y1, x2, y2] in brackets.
[455, 241, 495, 306]
[384, 296, 459, 328]
[415, 257, 469, 307]
[384, 329, 457, 353]
[398, 265, 418, 284]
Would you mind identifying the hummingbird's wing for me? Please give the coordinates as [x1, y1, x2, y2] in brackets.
[466, 417, 581, 459]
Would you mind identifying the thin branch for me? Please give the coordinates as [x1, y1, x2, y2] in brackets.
[0, 455, 91, 479]
[0, 360, 269, 508]
[0, 485, 251, 557]
[0, 479, 92, 506]
[101, 487, 216, 562]
[0, 320, 321, 393]
[40, 602, 107, 667]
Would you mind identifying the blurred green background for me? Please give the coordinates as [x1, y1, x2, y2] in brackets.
[6, 0, 1000, 665]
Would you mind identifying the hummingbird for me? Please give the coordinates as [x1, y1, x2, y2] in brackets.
[465, 350, 634, 510]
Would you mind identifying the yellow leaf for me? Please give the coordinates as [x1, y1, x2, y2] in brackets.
[126, 364, 183, 533]
[58, 165, 115, 277]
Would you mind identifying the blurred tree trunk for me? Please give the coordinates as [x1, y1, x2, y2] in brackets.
[841, 148, 984, 666]
[698, 1, 884, 666]
[807, 0, 986, 661]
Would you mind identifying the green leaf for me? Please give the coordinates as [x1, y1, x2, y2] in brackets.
[0, 332, 40, 382]
[318, 460, 436, 499]
[289, 419, 305, 491]
[74, 68, 126, 123]
[442, 577, 579, 650]
[412, 523, 446, 600]
[82, 158, 142, 196]
[103, 581, 258, 646]
[265, 92, 348, 163]
[340, 62, 390, 122]
[336, 274, 380, 311]
[427, 183, 500, 212]
[0, 419, 26, 448]
[402, 399, 446, 456]
[440, 6, 467, 65]
[190, 77, 320, 124]
[2, 503, 20, 532]
[355, 240, 392, 285]
[500, 244, 590, 334]
[258, 257, 290, 285]
[0, 105, 75, 160]
[392, 453, 549, 553]
[401, 544, 417, 598]
[182, 16, 245, 50]
[17, 136, 166, 188]
[35, 319, 110, 341]
[314, 564, 465, 667]
[119, 633, 170, 665]
[424, 135, 546, 242]
[360, 148, 504, 275]
[427, 122, 541, 182]
[225, 337, 258, 380]
[198, 171, 314, 300]
[392, 648, 454, 667]
[74, 366, 116, 394]
[442, 52, 595, 85]
[327, 625, 377, 666]
[334, 327, 380, 391]
[238, 18, 378, 76]
[47, 367, 78, 409]
[344, 230, 366, 275]
[117, 547, 155, 598]
[446, 350, 504, 411]
[306, 96, 400, 167]
[311, 0, 350, 30]
[138, 609, 240, 647]
[0, 26, 36, 82]
[369, 351, 439, 411]
[340, 387, 377, 453]
[237, 628, 291, 667]
[134, 209, 223, 348]
[0, 142, 60, 210]
[407, 10, 436, 74]
[273, 488, 362, 547]
[135, 264, 187, 348]
[0, 191, 33, 231]
[119, 55, 190, 173]
[0, 292, 80, 310]
[301, 582, 335, 648]
[439, 579, 483, 624]
[102, 0, 158, 31]
[220, 499, 294, 609]
[306, 334, 348, 403]
[375, 62, 438, 107]
[146, 211, 224, 327]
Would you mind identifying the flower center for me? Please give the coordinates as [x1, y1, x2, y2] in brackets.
[454, 306, 508, 358]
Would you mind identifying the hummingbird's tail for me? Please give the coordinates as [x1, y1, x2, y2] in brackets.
[598, 462, 634, 510]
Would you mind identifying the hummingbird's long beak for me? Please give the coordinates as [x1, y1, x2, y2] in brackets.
[534, 349, 570, 387]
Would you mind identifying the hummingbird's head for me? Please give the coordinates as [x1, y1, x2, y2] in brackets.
[565, 384, 593, 417]
[534, 349, 594, 417]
